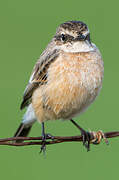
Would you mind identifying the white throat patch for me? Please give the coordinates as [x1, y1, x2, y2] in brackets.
[60, 41, 96, 53]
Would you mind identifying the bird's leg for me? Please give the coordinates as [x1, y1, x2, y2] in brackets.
[40, 122, 54, 154]
[70, 119, 92, 151]
[40, 122, 46, 154]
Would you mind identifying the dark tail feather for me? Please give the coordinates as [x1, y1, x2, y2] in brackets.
[14, 123, 32, 143]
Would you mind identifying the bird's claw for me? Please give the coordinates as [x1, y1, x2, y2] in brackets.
[81, 130, 91, 151]
[40, 133, 54, 155]
[40, 141, 46, 154]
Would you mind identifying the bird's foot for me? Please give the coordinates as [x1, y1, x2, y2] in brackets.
[40, 134, 46, 155]
[40, 133, 54, 154]
[70, 119, 92, 151]
[81, 129, 91, 151]
[91, 130, 109, 145]
[81, 130, 109, 151]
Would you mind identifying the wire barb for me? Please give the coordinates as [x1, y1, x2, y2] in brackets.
[90, 130, 109, 145]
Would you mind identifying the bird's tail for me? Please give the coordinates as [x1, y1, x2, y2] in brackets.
[13, 104, 36, 143]
[13, 123, 32, 143]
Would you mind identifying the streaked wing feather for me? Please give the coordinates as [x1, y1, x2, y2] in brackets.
[20, 49, 59, 110]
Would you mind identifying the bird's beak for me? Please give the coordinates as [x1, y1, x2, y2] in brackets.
[75, 34, 86, 41]
[85, 34, 91, 44]
[75, 33, 91, 44]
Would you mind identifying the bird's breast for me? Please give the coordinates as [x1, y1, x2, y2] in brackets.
[44, 50, 103, 118]
[32, 49, 104, 121]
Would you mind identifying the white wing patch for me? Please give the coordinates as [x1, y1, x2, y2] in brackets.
[22, 104, 36, 125]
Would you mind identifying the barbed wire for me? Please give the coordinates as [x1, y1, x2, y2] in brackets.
[0, 131, 119, 147]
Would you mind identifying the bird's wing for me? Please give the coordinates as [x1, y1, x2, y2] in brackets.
[20, 49, 60, 110]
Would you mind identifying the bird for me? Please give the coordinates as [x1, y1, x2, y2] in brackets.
[14, 20, 104, 152]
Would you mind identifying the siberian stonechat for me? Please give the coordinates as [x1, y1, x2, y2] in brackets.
[14, 21, 104, 152]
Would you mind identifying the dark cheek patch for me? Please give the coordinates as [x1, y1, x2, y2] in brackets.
[54, 34, 74, 43]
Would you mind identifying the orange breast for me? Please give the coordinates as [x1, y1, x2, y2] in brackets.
[32, 51, 103, 122]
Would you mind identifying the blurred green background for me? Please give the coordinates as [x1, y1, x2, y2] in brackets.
[0, 0, 119, 179]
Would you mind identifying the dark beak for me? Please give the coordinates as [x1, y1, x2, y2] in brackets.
[76, 34, 86, 41]
[85, 34, 91, 44]
[75, 33, 91, 44]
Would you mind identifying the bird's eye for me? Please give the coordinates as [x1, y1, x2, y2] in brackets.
[61, 34, 66, 41]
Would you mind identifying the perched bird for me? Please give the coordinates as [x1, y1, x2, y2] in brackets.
[14, 21, 104, 152]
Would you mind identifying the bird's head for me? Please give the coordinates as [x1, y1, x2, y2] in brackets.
[55, 21, 90, 44]
[53, 21, 93, 53]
